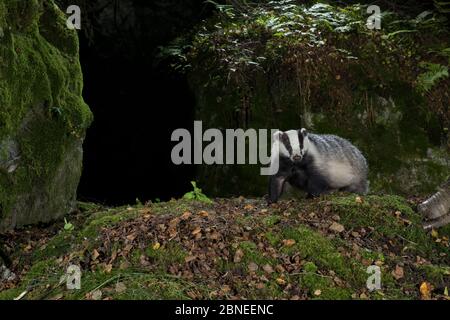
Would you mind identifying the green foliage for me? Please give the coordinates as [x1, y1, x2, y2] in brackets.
[183, 181, 213, 203]
[162, 0, 450, 197]
[63, 218, 74, 231]
[164, 1, 448, 76]
[417, 62, 449, 92]
[434, 0, 450, 13]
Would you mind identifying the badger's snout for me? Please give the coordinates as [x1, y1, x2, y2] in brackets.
[292, 154, 302, 163]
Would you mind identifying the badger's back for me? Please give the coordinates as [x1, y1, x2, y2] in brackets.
[307, 134, 368, 190]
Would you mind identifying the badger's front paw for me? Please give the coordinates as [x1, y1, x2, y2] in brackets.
[264, 194, 276, 205]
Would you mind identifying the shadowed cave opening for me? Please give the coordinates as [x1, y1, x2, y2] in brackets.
[76, 1, 213, 205]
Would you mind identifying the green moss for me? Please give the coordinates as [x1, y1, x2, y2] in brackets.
[263, 215, 281, 227]
[32, 231, 74, 261]
[80, 208, 140, 239]
[62, 271, 201, 300]
[282, 226, 366, 287]
[145, 242, 187, 267]
[150, 199, 201, 216]
[418, 265, 450, 288]
[106, 273, 195, 300]
[265, 231, 281, 246]
[330, 195, 442, 257]
[0, 0, 92, 229]
[238, 241, 275, 266]
[299, 262, 352, 300]
[0, 288, 22, 300]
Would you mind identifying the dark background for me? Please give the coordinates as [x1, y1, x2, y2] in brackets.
[76, 0, 216, 205]
[72, 0, 437, 205]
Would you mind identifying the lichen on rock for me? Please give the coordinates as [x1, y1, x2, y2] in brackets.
[0, 0, 93, 230]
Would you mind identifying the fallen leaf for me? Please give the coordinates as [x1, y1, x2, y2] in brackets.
[256, 283, 265, 289]
[248, 262, 259, 272]
[126, 234, 136, 241]
[185, 255, 197, 263]
[186, 291, 198, 299]
[50, 293, 64, 300]
[431, 229, 439, 239]
[92, 249, 100, 261]
[234, 249, 244, 263]
[104, 264, 113, 274]
[244, 204, 255, 211]
[314, 289, 322, 296]
[420, 282, 432, 300]
[91, 290, 103, 300]
[198, 210, 209, 217]
[262, 264, 274, 274]
[221, 285, 231, 294]
[168, 218, 180, 238]
[329, 222, 345, 233]
[180, 211, 192, 220]
[392, 265, 404, 280]
[115, 282, 127, 294]
[276, 278, 286, 285]
[192, 227, 202, 236]
[283, 239, 296, 247]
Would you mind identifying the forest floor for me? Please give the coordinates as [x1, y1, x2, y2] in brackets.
[0, 194, 449, 300]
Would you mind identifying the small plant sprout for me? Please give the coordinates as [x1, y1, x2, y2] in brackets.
[183, 181, 213, 204]
[64, 218, 74, 231]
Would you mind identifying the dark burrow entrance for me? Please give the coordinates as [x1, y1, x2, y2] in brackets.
[76, 1, 213, 205]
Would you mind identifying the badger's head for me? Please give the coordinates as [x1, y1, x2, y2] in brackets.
[272, 128, 309, 164]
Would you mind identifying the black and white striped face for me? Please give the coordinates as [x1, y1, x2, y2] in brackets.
[272, 129, 308, 164]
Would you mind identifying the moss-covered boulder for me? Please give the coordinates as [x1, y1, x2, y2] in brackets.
[166, 1, 450, 197]
[0, 0, 93, 230]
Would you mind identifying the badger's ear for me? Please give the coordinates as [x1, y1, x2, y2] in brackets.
[300, 128, 308, 137]
[273, 131, 283, 141]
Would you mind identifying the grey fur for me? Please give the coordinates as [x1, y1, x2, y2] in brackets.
[268, 129, 369, 203]
[307, 133, 369, 192]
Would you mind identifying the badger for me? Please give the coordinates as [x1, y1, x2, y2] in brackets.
[268, 128, 369, 203]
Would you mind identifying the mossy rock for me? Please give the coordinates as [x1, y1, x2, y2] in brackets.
[0, 0, 93, 230]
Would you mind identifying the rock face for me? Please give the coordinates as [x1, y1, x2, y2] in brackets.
[0, 0, 93, 230]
